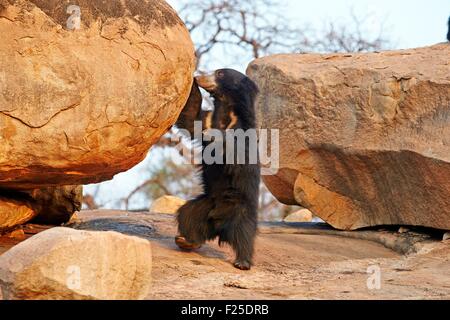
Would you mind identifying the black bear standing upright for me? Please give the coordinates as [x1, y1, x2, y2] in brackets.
[175, 69, 260, 270]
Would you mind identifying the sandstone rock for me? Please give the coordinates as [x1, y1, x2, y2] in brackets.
[6, 228, 25, 240]
[29, 185, 82, 225]
[0, 198, 36, 232]
[0, 0, 195, 189]
[247, 44, 450, 231]
[0, 227, 152, 300]
[150, 195, 186, 214]
[67, 212, 81, 224]
[0, 186, 82, 231]
[283, 208, 313, 223]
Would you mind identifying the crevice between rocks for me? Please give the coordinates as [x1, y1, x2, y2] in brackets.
[0, 102, 81, 129]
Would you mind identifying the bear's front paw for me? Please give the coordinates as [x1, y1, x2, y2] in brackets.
[175, 236, 202, 251]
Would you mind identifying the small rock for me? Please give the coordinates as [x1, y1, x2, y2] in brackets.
[0, 227, 152, 300]
[0, 198, 36, 233]
[283, 209, 313, 223]
[398, 227, 410, 234]
[66, 212, 81, 225]
[6, 229, 25, 240]
[150, 195, 186, 214]
[224, 280, 249, 290]
[443, 232, 450, 241]
[0, 186, 82, 232]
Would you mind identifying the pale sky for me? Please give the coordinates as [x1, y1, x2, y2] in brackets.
[165, 0, 449, 71]
[168, 0, 449, 48]
[281, 0, 449, 48]
[85, 0, 450, 210]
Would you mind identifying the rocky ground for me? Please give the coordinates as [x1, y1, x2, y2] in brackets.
[2, 210, 448, 300]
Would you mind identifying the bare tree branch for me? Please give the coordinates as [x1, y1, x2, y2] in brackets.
[122, 177, 173, 210]
[177, 0, 390, 69]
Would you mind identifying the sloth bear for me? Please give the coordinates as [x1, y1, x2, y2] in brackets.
[175, 69, 260, 270]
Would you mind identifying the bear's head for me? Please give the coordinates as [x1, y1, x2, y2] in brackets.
[195, 69, 258, 103]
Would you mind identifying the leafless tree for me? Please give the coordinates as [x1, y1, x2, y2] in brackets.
[308, 10, 390, 53]
[82, 185, 100, 210]
[120, 146, 202, 210]
[180, 0, 306, 68]
[178, 0, 390, 69]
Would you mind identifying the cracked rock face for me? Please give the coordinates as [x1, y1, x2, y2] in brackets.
[0, 0, 195, 189]
[247, 44, 450, 231]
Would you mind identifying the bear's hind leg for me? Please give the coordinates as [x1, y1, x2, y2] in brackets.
[229, 214, 257, 270]
[210, 202, 257, 270]
[176, 195, 215, 250]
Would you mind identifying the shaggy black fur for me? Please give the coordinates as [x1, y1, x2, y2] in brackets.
[175, 69, 260, 270]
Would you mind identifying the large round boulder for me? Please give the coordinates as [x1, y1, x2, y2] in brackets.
[0, 0, 196, 189]
[29, 185, 82, 225]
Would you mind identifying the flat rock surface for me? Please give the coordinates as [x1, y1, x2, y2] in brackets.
[2, 210, 449, 299]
